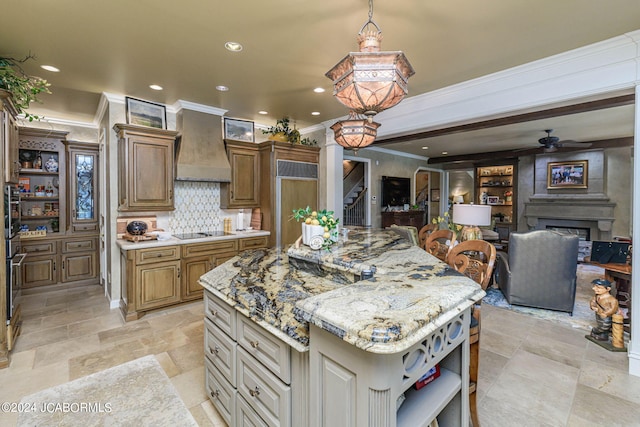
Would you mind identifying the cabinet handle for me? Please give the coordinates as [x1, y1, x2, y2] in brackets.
[209, 309, 217, 317]
[249, 386, 260, 397]
[177, 267, 181, 278]
[210, 345, 220, 355]
[210, 389, 220, 399]
[53, 261, 56, 271]
[250, 341, 259, 349]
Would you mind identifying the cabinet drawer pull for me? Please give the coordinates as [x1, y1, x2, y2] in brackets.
[249, 386, 260, 397]
[209, 309, 217, 317]
[210, 345, 220, 355]
[250, 341, 259, 349]
[210, 389, 220, 399]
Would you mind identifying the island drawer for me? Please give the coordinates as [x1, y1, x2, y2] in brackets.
[135, 246, 180, 264]
[182, 240, 238, 258]
[237, 314, 291, 384]
[237, 394, 268, 427]
[205, 291, 237, 339]
[205, 318, 236, 386]
[239, 236, 269, 251]
[205, 356, 236, 426]
[237, 346, 291, 427]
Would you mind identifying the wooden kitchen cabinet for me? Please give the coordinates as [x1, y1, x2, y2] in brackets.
[60, 237, 98, 283]
[181, 240, 238, 301]
[114, 123, 178, 212]
[1, 90, 19, 184]
[21, 239, 59, 288]
[220, 140, 260, 209]
[120, 245, 182, 320]
[476, 162, 517, 231]
[381, 210, 426, 229]
[67, 142, 99, 233]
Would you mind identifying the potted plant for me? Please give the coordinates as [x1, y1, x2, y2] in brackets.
[292, 206, 339, 249]
[0, 54, 51, 121]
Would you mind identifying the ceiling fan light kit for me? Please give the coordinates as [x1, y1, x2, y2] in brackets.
[327, 0, 415, 152]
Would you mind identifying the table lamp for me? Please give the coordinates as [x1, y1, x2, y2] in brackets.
[453, 195, 464, 204]
[452, 204, 492, 241]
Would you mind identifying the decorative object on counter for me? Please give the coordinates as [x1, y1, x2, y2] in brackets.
[452, 204, 492, 241]
[224, 117, 255, 143]
[0, 54, 51, 121]
[44, 155, 58, 172]
[125, 96, 167, 129]
[50, 218, 59, 232]
[292, 206, 339, 250]
[223, 217, 232, 233]
[126, 220, 148, 236]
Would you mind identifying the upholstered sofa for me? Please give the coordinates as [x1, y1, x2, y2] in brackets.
[493, 230, 579, 314]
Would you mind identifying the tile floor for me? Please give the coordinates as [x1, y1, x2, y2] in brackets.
[2, 284, 640, 426]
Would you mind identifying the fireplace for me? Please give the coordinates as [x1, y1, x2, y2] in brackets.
[524, 195, 616, 242]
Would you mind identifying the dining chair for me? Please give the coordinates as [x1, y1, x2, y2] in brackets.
[423, 229, 457, 262]
[418, 223, 438, 248]
[446, 239, 497, 427]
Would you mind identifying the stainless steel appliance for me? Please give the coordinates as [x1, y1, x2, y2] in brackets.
[4, 184, 24, 321]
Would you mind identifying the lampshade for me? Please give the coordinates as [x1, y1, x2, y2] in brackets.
[331, 111, 381, 153]
[325, 0, 415, 118]
[452, 204, 492, 226]
[453, 195, 464, 204]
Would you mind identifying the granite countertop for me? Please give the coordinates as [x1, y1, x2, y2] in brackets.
[116, 230, 270, 250]
[199, 228, 485, 354]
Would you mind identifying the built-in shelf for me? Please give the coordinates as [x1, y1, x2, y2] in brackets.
[396, 369, 461, 427]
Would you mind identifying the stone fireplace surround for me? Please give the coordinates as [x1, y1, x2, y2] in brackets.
[524, 194, 615, 241]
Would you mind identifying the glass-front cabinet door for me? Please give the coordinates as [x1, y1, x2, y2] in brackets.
[67, 142, 99, 233]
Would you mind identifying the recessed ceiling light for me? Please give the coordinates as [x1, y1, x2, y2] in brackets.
[311, 112, 320, 116]
[258, 111, 268, 115]
[313, 87, 325, 93]
[215, 85, 229, 92]
[441, 151, 448, 155]
[40, 65, 59, 72]
[225, 42, 243, 52]
[149, 84, 163, 90]
[421, 146, 428, 150]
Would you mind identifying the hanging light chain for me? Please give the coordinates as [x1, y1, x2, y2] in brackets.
[359, 0, 381, 35]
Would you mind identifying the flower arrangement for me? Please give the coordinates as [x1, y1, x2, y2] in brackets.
[292, 206, 339, 249]
[431, 211, 462, 232]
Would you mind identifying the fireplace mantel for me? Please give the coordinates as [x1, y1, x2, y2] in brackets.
[524, 194, 616, 241]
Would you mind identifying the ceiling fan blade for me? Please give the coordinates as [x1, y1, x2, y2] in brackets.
[558, 141, 592, 148]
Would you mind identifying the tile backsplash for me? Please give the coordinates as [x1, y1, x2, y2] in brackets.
[157, 181, 221, 234]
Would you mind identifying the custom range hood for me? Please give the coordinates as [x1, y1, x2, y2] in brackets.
[175, 108, 231, 182]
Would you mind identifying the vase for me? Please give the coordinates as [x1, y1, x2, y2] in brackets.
[302, 223, 324, 245]
[268, 132, 289, 143]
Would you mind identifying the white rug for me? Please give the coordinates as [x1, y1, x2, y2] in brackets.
[483, 264, 607, 331]
[17, 355, 198, 427]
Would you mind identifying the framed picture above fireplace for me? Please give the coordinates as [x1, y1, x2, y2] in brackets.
[547, 160, 588, 189]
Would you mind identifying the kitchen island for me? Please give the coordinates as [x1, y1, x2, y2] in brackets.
[199, 228, 484, 426]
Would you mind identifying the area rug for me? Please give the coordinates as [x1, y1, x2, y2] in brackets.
[483, 264, 607, 332]
[17, 355, 198, 427]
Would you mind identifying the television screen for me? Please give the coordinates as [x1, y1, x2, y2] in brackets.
[381, 176, 411, 207]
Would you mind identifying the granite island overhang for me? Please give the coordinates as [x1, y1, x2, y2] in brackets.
[198, 228, 485, 353]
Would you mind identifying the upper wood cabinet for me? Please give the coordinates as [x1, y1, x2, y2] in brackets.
[220, 140, 260, 209]
[114, 123, 178, 212]
[475, 162, 517, 231]
[1, 90, 19, 184]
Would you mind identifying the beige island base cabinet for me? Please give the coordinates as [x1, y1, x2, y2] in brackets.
[204, 289, 470, 427]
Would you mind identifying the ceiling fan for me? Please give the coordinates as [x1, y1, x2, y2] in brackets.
[538, 129, 591, 152]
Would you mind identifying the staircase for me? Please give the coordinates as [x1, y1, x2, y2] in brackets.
[343, 161, 366, 226]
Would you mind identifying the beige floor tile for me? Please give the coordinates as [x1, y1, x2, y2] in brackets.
[477, 347, 509, 399]
[569, 383, 640, 425]
[584, 338, 630, 371]
[33, 334, 101, 368]
[578, 359, 640, 404]
[171, 366, 207, 409]
[156, 352, 182, 378]
[520, 330, 587, 369]
[68, 339, 145, 380]
[479, 328, 522, 358]
[168, 340, 206, 374]
[11, 324, 69, 353]
[97, 320, 152, 346]
[0, 349, 35, 376]
[503, 349, 580, 395]
[38, 306, 96, 329]
[196, 400, 228, 427]
[0, 360, 69, 403]
[146, 307, 204, 331]
[68, 310, 124, 339]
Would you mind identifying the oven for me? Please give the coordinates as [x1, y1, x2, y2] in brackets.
[4, 184, 23, 321]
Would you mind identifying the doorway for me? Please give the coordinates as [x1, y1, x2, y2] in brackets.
[343, 157, 371, 227]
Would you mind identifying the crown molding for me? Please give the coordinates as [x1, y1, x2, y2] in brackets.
[173, 99, 227, 116]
